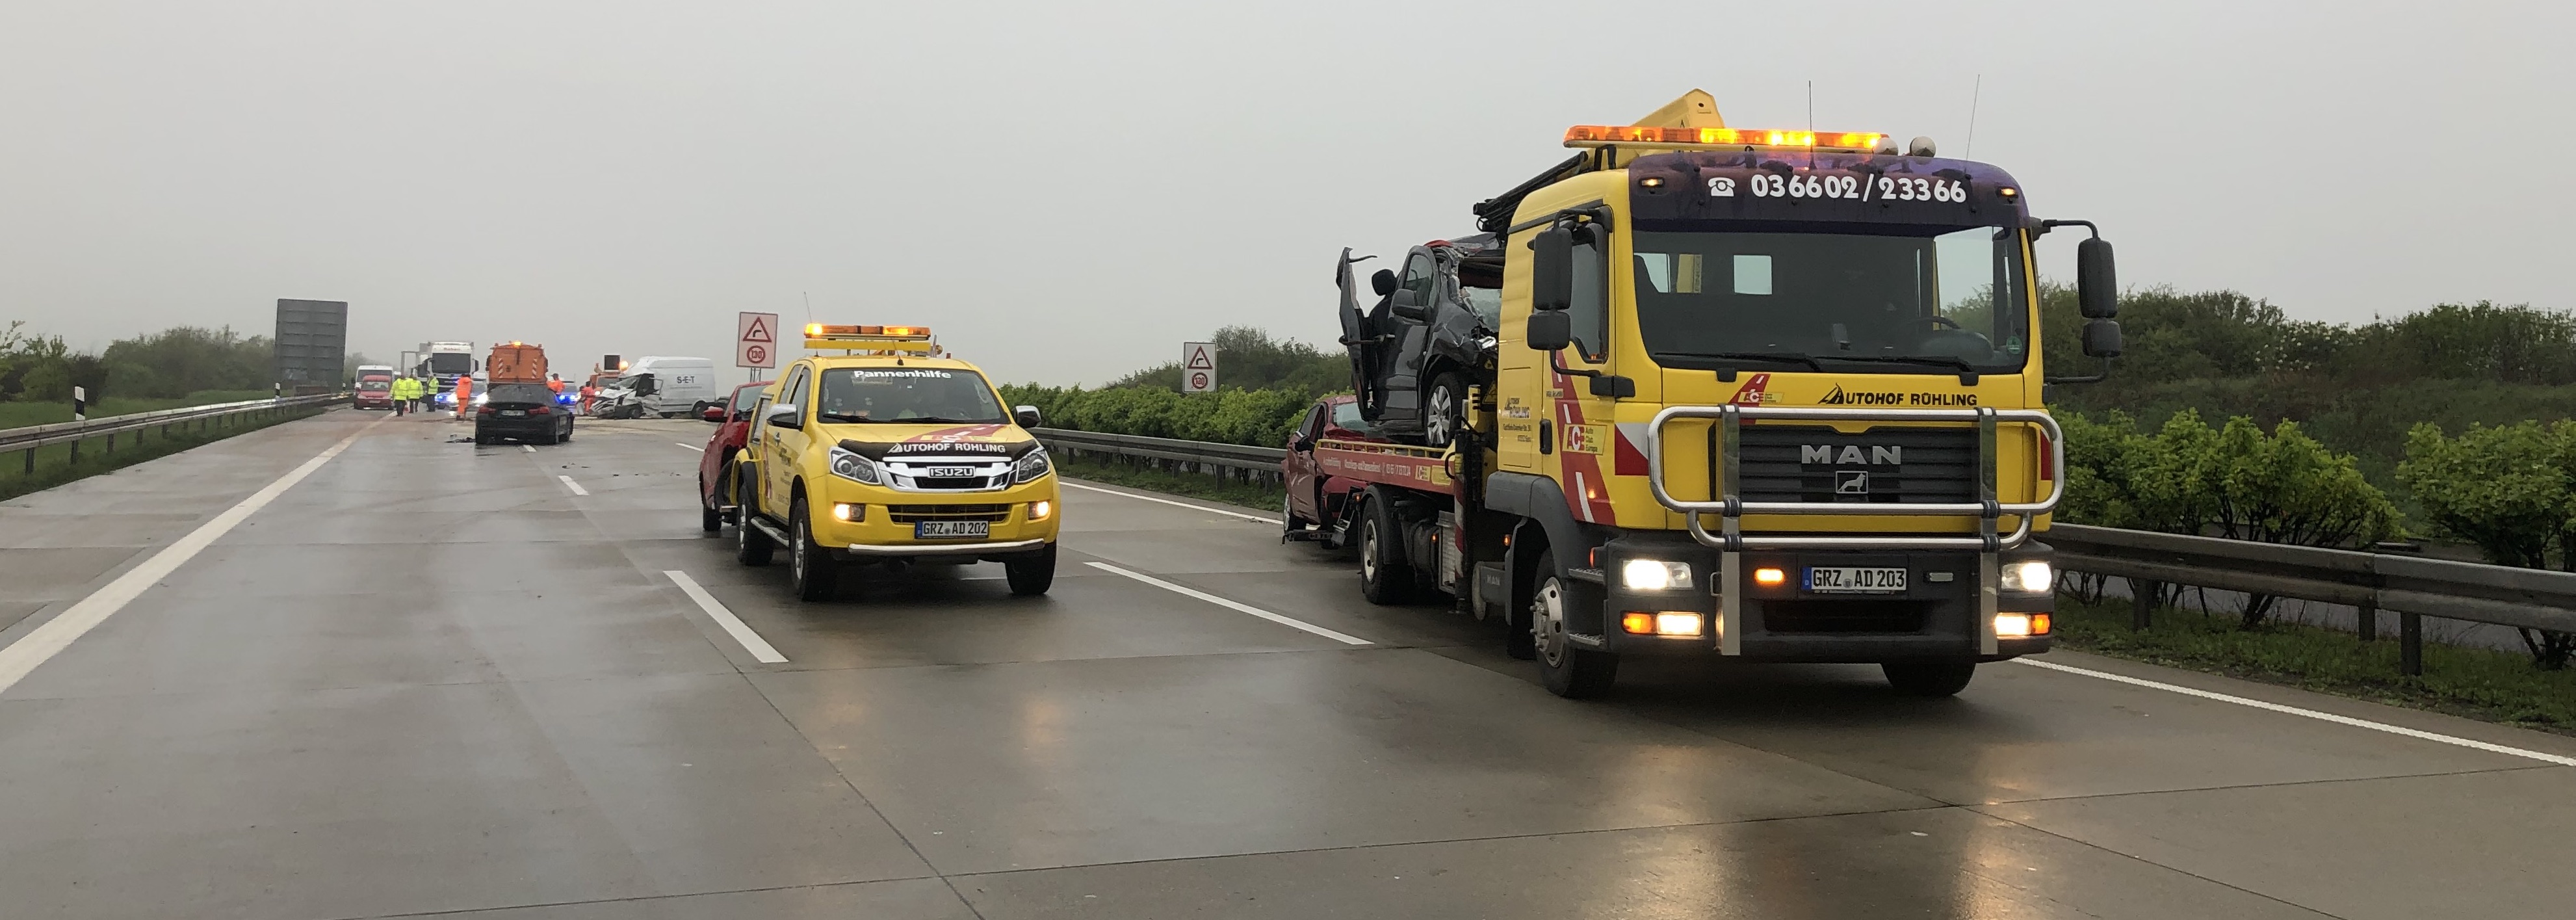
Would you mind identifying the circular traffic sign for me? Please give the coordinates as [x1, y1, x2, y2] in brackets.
[746, 345, 768, 365]
[1188, 371, 1209, 390]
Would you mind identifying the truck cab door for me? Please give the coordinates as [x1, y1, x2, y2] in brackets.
[763, 365, 811, 519]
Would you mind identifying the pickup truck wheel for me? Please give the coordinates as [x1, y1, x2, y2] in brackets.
[1422, 373, 1465, 448]
[1005, 544, 1056, 596]
[788, 496, 838, 602]
[1882, 659, 1977, 697]
[699, 473, 724, 533]
[1357, 497, 1412, 605]
[735, 496, 774, 566]
[1532, 550, 1617, 698]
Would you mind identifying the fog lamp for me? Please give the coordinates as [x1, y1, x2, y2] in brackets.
[1752, 567, 1788, 586]
[832, 503, 863, 522]
[1028, 500, 1052, 521]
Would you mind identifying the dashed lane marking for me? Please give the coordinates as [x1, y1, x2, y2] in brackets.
[1060, 480, 1278, 524]
[558, 475, 589, 496]
[677, 443, 702, 451]
[1087, 562, 1370, 646]
[664, 571, 787, 663]
[0, 417, 386, 694]
[2014, 658, 2576, 767]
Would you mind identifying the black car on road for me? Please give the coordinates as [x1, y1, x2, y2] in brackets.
[475, 383, 575, 445]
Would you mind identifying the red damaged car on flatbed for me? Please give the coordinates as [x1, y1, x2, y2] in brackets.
[697, 381, 772, 532]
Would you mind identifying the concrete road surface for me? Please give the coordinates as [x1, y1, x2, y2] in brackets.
[1, 408, 2570, 919]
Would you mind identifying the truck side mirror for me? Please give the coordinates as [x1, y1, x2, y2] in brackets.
[2081, 319, 2124, 358]
[1371, 269, 1398, 296]
[1388, 289, 1427, 322]
[2077, 237, 2118, 319]
[1529, 227, 1574, 312]
[1014, 404, 1043, 428]
[764, 403, 802, 429]
[1526, 309, 1572, 351]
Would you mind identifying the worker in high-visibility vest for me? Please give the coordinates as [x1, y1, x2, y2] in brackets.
[391, 376, 415, 415]
[452, 375, 473, 420]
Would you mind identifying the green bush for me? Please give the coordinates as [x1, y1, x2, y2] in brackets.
[2060, 408, 2399, 627]
[2397, 421, 2576, 668]
[1000, 382, 1321, 449]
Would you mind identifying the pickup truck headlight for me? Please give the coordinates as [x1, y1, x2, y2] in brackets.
[1013, 447, 1052, 484]
[2000, 560, 2053, 594]
[828, 445, 881, 485]
[1620, 559, 1693, 591]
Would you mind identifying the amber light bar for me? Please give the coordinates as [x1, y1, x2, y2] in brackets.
[806, 324, 931, 339]
[1564, 125, 1885, 151]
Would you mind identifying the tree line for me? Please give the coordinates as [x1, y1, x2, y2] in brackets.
[1, 321, 296, 403]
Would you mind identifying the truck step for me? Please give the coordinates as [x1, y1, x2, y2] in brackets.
[747, 516, 792, 545]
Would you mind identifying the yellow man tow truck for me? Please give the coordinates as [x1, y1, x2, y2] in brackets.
[732, 325, 1061, 600]
[1296, 90, 2124, 697]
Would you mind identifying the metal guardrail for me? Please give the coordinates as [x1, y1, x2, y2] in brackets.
[1031, 427, 2576, 675]
[1, 393, 347, 473]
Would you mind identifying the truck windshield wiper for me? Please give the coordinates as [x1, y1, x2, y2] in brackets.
[1652, 350, 1825, 372]
[816, 412, 881, 423]
[1825, 354, 1979, 372]
[894, 416, 996, 425]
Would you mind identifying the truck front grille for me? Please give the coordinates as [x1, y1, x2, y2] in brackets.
[887, 504, 1011, 523]
[1735, 425, 1977, 505]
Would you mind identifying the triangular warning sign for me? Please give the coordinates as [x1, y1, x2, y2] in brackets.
[1186, 346, 1214, 369]
[744, 317, 774, 343]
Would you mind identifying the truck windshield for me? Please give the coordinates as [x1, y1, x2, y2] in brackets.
[816, 368, 1006, 424]
[424, 353, 471, 375]
[1630, 226, 2028, 373]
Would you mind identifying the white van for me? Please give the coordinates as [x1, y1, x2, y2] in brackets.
[602, 356, 720, 418]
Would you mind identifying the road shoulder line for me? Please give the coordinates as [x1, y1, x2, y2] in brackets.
[1086, 562, 1370, 645]
[1060, 480, 1278, 523]
[0, 417, 385, 694]
[558, 475, 589, 495]
[2014, 657, 2576, 767]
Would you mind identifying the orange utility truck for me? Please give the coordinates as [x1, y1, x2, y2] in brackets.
[488, 341, 549, 384]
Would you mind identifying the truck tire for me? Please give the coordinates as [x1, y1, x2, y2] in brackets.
[1006, 544, 1057, 596]
[788, 495, 839, 602]
[699, 471, 724, 533]
[1358, 496, 1413, 605]
[1423, 373, 1466, 448]
[1882, 659, 1977, 697]
[1532, 549, 1618, 698]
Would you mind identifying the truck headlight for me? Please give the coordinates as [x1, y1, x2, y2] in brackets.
[1013, 447, 1052, 484]
[1620, 559, 1693, 591]
[2001, 560, 2053, 593]
[828, 445, 881, 485]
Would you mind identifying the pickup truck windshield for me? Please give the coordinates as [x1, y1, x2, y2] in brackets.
[1631, 226, 2028, 373]
[816, 368, 1006, 423]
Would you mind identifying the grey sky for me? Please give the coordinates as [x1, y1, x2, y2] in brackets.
[3, 1, 2567, 386]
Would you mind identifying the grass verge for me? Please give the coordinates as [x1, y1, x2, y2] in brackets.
[0, 404, 326, 502]
[2053, 594, 2576, 735]
[1054, 453, 1280, 512]
[0, 389, 273, 430]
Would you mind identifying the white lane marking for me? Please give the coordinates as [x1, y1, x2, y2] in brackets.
[664, 571, 787, 664]
[1060, 480, 1278, 523]
[558, 475, 589, 495]
[0, 417, 385, 694]
[1086, 562, 1369, 645]
[2014, 658, 2576, 767]
[677, 443, 703, 451]
[521, 444, 535, 453]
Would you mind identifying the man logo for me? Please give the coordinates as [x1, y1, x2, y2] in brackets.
[1836, 470, 1869, 494]
[1801, 444, 1903, 466]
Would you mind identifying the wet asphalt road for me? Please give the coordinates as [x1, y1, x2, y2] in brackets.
[1, 407, 2572, 919]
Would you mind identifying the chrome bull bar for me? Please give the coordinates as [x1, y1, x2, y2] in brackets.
[1644, 404, 2065, 656]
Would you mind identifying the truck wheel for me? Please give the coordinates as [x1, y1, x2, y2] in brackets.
[788, 496, 839, 602]
[699, 473, 723, 533]
[1357, 497, 1412, 605]
[1006, 544, 1056, 596]
[1882, 659, 1977, 697]
[735, 495, 774, 566]
[1282, 492, 1309, 537]
[1533, 549, 1618, 698]
[1423, 373, 1466, 448]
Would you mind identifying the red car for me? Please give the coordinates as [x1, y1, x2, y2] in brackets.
[1281, 394, 1388, 541]
[697, 382, 772, 532]
[354, 375, 394, 410]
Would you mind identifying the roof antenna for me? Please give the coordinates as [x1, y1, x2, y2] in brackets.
[1964, 73, 1983, 159]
